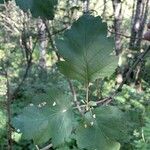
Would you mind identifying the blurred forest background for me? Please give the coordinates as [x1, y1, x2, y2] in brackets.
[0, 0, 150, 150]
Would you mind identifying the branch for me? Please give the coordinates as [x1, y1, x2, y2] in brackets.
[102, 45, 150, 104]
[52, 27, 67, 35]
[108, 29, 145, 40]
[6, 73, 12, 150]
[37, 143, 52, 150]
[0, 12, 20, 33]
[85, 84, 89, 110]
[67, 79, 84, 115]
[1, 61, 13, 150]
[98, 0, 110, 10]
[43, 20, 60, 61]
[12, 35, 38, 100]
[117, 45, 150, 92]
[75, 45, 150, 108]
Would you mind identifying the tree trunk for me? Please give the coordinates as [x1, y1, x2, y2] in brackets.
[70, 0, 78, 6]
[37, 19, 47, 69]
[6, 73, 12, 150]
[102, 0, 107, 18]
[112, 0, 123, 85]
[128, 0, 149, 91]
[112, 0, 122, 55]
[82, 0, 89, 13]
[136, 0, 149, 48]
[129, 0, 149, 50]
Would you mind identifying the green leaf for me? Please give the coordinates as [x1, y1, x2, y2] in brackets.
[76, 125, 120, 150]
[15, 0, 57, 19]
[12, 105, 51, 145]
[56, 146, 70, 150]
[0, 0, 9, 3]
[0, 0, 4, 3]
[94, 106, 129, 141]
[47, 98, 75, 146]
[12, 89, 76, 146]
[76, 106, 129, 150]
[56, 15, 118, 85]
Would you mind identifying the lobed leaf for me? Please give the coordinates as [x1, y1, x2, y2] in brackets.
[12, 105, 51, 144]
[12, 89, 75, 146]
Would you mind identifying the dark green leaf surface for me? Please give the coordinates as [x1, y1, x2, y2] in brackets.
[56, 15, 118, 84]
[76, 125, 120, 150]
[0, 0, 3, 3]
[12, 105, 51, 144]
[13, 89, 75, 146]
[15, 0, 57, 19]
[76, 106, 129, 150]
[47, 94, 75, 146]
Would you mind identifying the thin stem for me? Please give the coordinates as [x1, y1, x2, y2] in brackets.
[39, 144, 53, 150]
[2, 59, 12, 150]
[85, 84, 89, 110]
[108, 29, 145, 40]
[12, 39, 37, 100]
[35, 145, 40, 150]
[86, 85, 89, 103]
[5, 71, 12, 150]
[141, 128, 146, 142]
[67, 79, 77, 102]
[43, 20, 60, 61]
[67, 79, 83, 115]
[74, 97, 110, 109]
